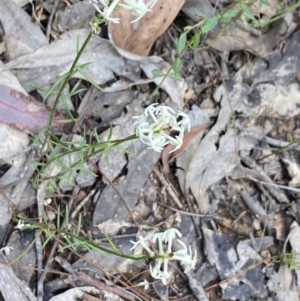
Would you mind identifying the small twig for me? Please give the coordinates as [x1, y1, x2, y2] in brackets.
[248, 177, 300, 193]
[152, 200, 217, 218]
[242, 130, 300, 151]
[46, 0, 59, 41]
[153, 166, 183, 209]
[71, 189, 96, 220]
[36, 234, 43, 301]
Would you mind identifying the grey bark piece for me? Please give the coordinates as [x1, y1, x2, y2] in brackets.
[203, 228, 268, 300]
[86, 90, 135, 126]
[248, 30, 300, 85]
[182, 0, 213, 20]
[93, 143, 160, 224]
[0, 252, 37, 301]
[54, 1, 95, 32]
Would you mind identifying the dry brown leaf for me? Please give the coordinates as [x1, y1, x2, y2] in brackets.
[108, 0, 184, 56]
[162, 124, 209, 174]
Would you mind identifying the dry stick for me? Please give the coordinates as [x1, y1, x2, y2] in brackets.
[153, 200, 217, 218]
[71, 189, 96, 220]
[55, 256, 136, 301]
[46, 0, 59, 40]
[153, 166, 183, 209]
[36, 234, 43, 301]
[242, 130, 300, 151]
[248, 177, 300, 193]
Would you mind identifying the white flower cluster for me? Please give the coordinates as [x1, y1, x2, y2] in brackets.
[132, 104, 191, 152]
[131, 228, 197, 285]
[90, 0, 158, 23]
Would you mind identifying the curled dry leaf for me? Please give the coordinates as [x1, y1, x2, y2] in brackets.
[162, 124, 209, 174]
[0, 84, 74, 135]
[108, 0, 185, 56]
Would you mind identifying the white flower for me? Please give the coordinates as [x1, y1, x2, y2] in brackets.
[119, 0, 158, 23]
[15, 220, 31, 230]
[149, 258, 171, 285]
[138, 279, 149, 290]
[130, 233, 155, 257]
[161, 228, 182, 253]
[0, 246, 13, 255]
[132, 104, 191, 153]
[93, 0, 121, 23]
[130, 228, 196, 285]
[171, 240, 197, 273]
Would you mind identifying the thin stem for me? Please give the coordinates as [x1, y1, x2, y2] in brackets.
[42, 31, 93, 151]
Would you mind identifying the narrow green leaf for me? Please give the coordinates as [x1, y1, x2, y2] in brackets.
[240, 4, 256, 20]
[222, 8, 239, 21]
[177, 33, 187, 54]
[152, 69, 165, 78]
[260, 0, 270, 6]
[183, 25, 192, 31]
[202, 15, 219, 33]
[168, 73, 181, 81]
[192, 33, 201, 49]
[77, 213, 82, 236]
[104, 234, 120, 253]
[172, 58, 182, 76]
[57, 205, 61, 229]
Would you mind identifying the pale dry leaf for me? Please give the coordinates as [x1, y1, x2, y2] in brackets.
[268, 266, 300, 301]
[53, 1, 95, 32]
[182, 0, 213, 21]
[11, 0, 29, 6]
[4, 29, 139, 92]
[0, 0, 48, 60]
[108, 0, 185, 56]
[107, 46, 186, 109]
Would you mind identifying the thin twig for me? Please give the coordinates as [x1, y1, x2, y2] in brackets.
[153, 166, 183, 209]
[242, 130, 300, 151]
[71, 189, 96, 220]
[46, 0, 59, 41]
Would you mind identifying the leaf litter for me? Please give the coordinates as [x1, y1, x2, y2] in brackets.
[0, 1, 300, 301]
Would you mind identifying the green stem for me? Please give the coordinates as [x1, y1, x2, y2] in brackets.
[43, 31, 93, 149]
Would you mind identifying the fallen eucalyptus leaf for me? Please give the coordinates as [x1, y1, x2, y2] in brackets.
[0, 84, 74, 135]
[108, 0, 185, 56]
